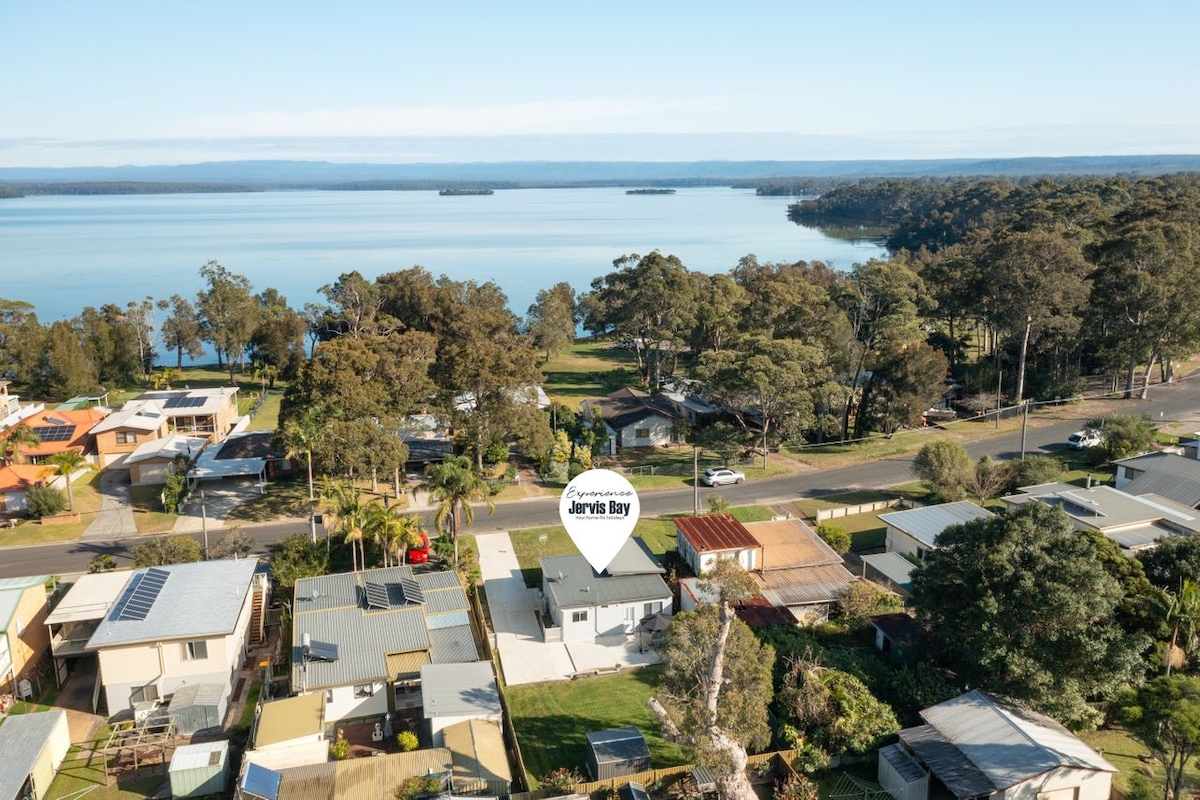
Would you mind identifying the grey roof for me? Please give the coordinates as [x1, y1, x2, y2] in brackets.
[420, 661, 500, 718]
[170, 740, 229, 773]
[170, 682, 226, 710]
[292, 566, 477, 689]
[90, 399, 166, 434]
[542, 551, 672, 611]
[603, 537, 665, 576]
[1116, 452, 1200, 507]
[879, 743, 927, 783]
[755, 563, 856, 608]
[87, 559, 258, 648]
[1004, 484, 1200, 533]
[125, 433, 207, 465]
[879, 502, 993, 548]
[861, 552, 916, 586]
[0, 709, 67, 800]
[139, 387, 238, 416]
[906, 690, 1115, 796]
[587, 727, 650, 763]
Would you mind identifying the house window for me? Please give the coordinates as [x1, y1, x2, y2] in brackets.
[572, 610, 588, 623]
[354, 683, 375, 698]
[130, 684, 160, 704]
[643, 602, 662, 617]
[326, 689, 334, 702]
[15, 615, 23, 636]
[182, 641, 208, 660]
[634, 428, 650, 439]
[116, 431, 138, 445]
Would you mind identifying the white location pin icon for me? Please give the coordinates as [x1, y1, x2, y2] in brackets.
[559, 468, 640, 574]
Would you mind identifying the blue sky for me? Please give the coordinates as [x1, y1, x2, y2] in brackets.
[3, 1, 1198, 167]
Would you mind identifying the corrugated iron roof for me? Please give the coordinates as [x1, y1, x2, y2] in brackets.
[420, 662, 500, 718]
[675, 514, 758, 552]
[901, 723, 994, 799]
[879, 502, 993, 548]
[754, 563, 855, 607]
[745, 518, 842, 569]
[0, 710, 68, 800]
[879, 743, 926, 783]
[254, 692, 325, 748]
[386, 650, 430, 680]
[861, 552, 916, 586]
[587, 727, 650, 763]
[443, 718, 512, 794]
[542, 554, 672, 610]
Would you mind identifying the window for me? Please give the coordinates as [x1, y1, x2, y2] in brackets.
[130, 684, 160, 704]
[182, 640, 208, 660]
[643, 602, 662, 617]
[326, 689, 334, 702]
[354, 683, 375, 698]
[634, 428, 650, 439]
[572, 610, 588, 623]
[116, 431, 138, 445]
[15, 615, 23, 636]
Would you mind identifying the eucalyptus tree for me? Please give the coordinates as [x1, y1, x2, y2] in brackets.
[196, 260, 258, 383]
[160, 294, 204, 368]
[525, 281, 578, 362]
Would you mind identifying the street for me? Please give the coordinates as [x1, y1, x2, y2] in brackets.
[4, 376, 1200, 579]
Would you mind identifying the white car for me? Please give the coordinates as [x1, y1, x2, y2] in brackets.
[701, 468, 745, 486]
[1067, 429, 1103, 449]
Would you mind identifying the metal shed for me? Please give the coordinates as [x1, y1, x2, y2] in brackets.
[169, 740, 230, 799]
[169, 683, 228, 735]
[585, 727, 651, 781]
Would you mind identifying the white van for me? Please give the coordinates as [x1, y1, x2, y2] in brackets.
[1067, 429, 1102, 449]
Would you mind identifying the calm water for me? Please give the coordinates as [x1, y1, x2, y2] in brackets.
[0, 187, 886, 327]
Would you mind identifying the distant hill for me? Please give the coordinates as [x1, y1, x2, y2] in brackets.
[2, 155, 1199, 188]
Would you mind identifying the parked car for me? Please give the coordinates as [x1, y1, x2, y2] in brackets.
[1067, 429, 1103, 449]
[407, 532, 431, 564]
[701, 468, 745, 486]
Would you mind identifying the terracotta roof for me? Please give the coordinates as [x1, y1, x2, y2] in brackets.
[0, 464, 51, 493]
[676, 514, 758, 552]
[744, 519, 843, 570]
[9, 408, 108, 457]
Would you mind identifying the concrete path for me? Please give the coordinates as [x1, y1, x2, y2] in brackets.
[475, 532, 661, 685]
[173, 478, 263, 534]
[82, 469, 137, 540]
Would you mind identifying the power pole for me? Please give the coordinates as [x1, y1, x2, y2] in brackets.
[693, 446, 699, 515]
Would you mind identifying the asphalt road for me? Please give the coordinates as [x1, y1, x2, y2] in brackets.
[5, 377, 1200, 579]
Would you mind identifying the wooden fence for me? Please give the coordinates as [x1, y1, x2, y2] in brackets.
[470, 585, 532, 794]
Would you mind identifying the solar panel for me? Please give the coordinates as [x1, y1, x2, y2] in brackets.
[242, 762, 282, 800]
[116, 566, 170, 621]
[306, 639, 339, 662]
[44, 416, 69, 426]
[33, 425, 77, 443]
[163, 395, 206, 409]
[400, 576, 425, 605]
[364, 581, 391, 610]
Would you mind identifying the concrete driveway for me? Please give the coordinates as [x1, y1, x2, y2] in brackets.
[82, 469, 137, 540]
[173, 478, 264, 534]
[475, 532, 661, 686]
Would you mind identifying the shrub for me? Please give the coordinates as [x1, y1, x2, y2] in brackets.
[483, 440, 509, 465]
[88, 554, 117, 573]
[541, 767, 585, 795]
[161, 471, 188, 512]
[707, 495, 730, 515]
[394, 777, 444, 800]
[775, 774, 818, 800]
[329, 735, 349, 760]
[815, 524, 850, 555]
[26, 485, 66, 518]
[396, 730, 418, 752]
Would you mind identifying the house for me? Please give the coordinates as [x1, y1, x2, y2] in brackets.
[582, 387, 683, 453]
[1001, 482, 1200, 554]
[83, 559, 266, 716]
[443, 718, 513, 796]
[291, 566, 479, 724]
[136, 387, 241, 442]
[0, 574, 52, 699]
[0, 709, 70, 800]
[420, 661, 502, 746]
[262, 748, 456, 800]
[867, 612, 916, 658]
[45, 571, 141, 693]
[0, 465, 53, 514]
[658, 387, 721, 427]
[879, 501, 992, 562]
[3, 408, 108, 465]
[1113, 450, 1200, 508]
[879, 690, 1114, 800]
[0, 380, 43, 430]
[676, 515, 856, 624]
[586, 727, 651, 780]
[245, 691, 329, 771]
[540, 538, 672, 643]
[125, 434, 207, 486]
[90, 399, 170, 468]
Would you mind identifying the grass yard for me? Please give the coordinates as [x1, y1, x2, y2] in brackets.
[128, 483, 178, 534]
[541, 339, 639, 411]
[1078, 726, 1200, 794]
[227, 475, 317, 522]
[601, 448, 796, 492]
[46, 724, 165, 800]
[0, 471, 104, 545]
[246, 389, 284, 431]
[506, 667, 689, 786]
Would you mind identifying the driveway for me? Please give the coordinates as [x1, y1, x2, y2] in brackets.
[173, 478, 264, 534]
[475, 532, 661, 685]
[81, 469, 137, 540]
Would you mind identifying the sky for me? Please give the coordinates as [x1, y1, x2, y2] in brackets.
[3, 1, 1199, 168]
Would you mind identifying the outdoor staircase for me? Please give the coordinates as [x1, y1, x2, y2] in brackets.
[249, 573, 268, 646]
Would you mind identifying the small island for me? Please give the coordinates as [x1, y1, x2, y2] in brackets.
[439, 188, 494, 196]
[625, 188, 676, 195]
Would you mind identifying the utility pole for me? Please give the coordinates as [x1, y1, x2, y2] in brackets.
[1020, 399, 1030, 460]
[693, 446, 699, 515]
[200, 488, 209, 560]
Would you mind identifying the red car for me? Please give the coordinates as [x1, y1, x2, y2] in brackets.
[407, 533, 431, 564]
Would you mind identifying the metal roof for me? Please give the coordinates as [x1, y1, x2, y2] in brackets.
[443, 718, 512, 793]
[605, 537, 666, 576]
[46, 571, 134, 625]
[0, 710, 68, 800]
[861, 552, 916, 586]
[754, 563, 856, 607]
[254, 692, 325, 748]
[421, 661, 500, 718]
[1003, 484, 1200, 535]
[745, 518, 843, 569]
[124, 433, 207, 465]
[276, 749, 454, 800]
[542, 554, 672, 610]
[427, 625, 481, 663]
[675, 513, 758, 552]
[169, 739, 229, 773]
[1116, 452, 1200, 507]
[880, 743, 926, 783]
[86, 559, 258, 648]
[879, 502, 993, 548]
[901, 724, 994, 799]
[170, 682, 225, 710]
[90, 399, 166, 434]
[138, 387, 237, 417]
[0, 574, 49, 630]
[587, 727, 650, 763]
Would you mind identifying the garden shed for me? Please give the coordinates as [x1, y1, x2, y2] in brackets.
[169, 683, 227, 735]
[168, 739, 230, 799]
[585, 727, 651, 781]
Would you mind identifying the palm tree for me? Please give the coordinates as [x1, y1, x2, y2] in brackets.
[251, 360, 279, 396]
[44, 450, 97, 512]
[319, 478, 370, 572]
[1, 424, 42, 466]
[150, 366, 184, 390]
[425, 455, 494, 568]
[364, 504, 425, 567]
[1167, 578, 1200, 675]
[280, 411, 322, 502]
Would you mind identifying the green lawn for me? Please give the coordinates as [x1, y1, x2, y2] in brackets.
[227, 475, 316, 521]
[246, 389, 283, 431]
[541, 339, 639, 411]
[0, 471, 104, 545]
[128, 483, 177, 533]
[46, 724, 165, 800]
[1079, 726, 1199, 795]
[506, 667, 689, 786]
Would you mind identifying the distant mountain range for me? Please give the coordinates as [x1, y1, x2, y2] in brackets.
[2, 154, 1199, 187]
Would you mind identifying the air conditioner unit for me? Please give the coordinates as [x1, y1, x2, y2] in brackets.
[132, 700, 159, 724]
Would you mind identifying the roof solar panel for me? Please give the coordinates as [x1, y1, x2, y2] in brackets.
[364, 581, 391, 610]
[163, 395, 206, 409]
[33, 425, 77, 443]
[400, 576, 425, 605]
[115, 566, 170, 621]
[242, 763, 282, 800]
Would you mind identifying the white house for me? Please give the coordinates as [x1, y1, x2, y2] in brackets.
[291, 566, 480, 724]
[675, 513, 760, 575]
[541, 538, 672, 643]
[420, 661, 502, 746]
[1113, 450, 1200, 507]
[879, 502, 992, 562]
[879, 690, 1115, 800]
[582, 388, 683, 454]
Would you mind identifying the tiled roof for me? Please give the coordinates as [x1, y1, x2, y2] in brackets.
[596, 387, 680, 430]
[676, 513, 758, 552]
[0, 464, 51, 493]
[10, 408, 108, 457]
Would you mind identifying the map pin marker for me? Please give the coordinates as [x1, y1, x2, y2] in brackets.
[559, 468, 640, 574]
